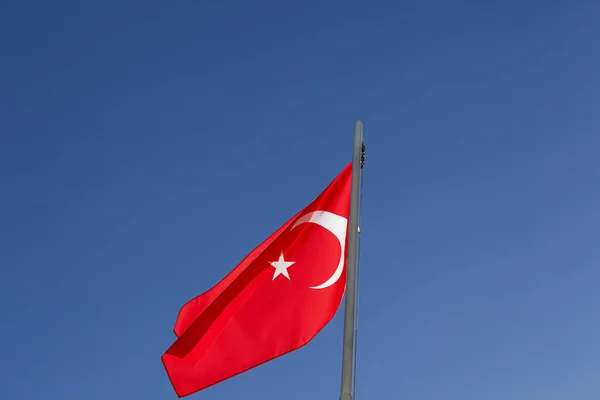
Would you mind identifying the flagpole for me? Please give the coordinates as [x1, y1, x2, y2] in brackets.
[339, 120, 364, 400]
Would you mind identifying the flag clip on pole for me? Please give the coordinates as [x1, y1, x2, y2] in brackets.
[339, 120, 364, 400]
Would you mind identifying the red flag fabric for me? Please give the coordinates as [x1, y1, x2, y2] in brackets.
[162, 162, 352, 397]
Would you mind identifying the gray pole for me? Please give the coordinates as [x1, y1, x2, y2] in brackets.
[339, 120, 364, 400]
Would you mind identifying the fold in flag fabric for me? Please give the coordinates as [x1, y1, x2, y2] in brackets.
[162, 162, 352, 397]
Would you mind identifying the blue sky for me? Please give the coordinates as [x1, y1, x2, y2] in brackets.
[1, 0, 600, 399]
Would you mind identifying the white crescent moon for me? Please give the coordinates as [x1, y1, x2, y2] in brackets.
[291, 211, 348, 290]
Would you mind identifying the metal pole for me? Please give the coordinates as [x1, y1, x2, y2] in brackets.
[339, 120, 364, 400]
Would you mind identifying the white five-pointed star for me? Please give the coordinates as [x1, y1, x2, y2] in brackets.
[269, 252, 295, 280]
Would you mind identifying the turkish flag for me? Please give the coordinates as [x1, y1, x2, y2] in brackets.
[162, 162, 352, 397]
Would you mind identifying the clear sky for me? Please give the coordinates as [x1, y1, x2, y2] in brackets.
[1, 1, 600, 399]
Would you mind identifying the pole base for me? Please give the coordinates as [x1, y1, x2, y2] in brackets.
[339, 394, 353, 400]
